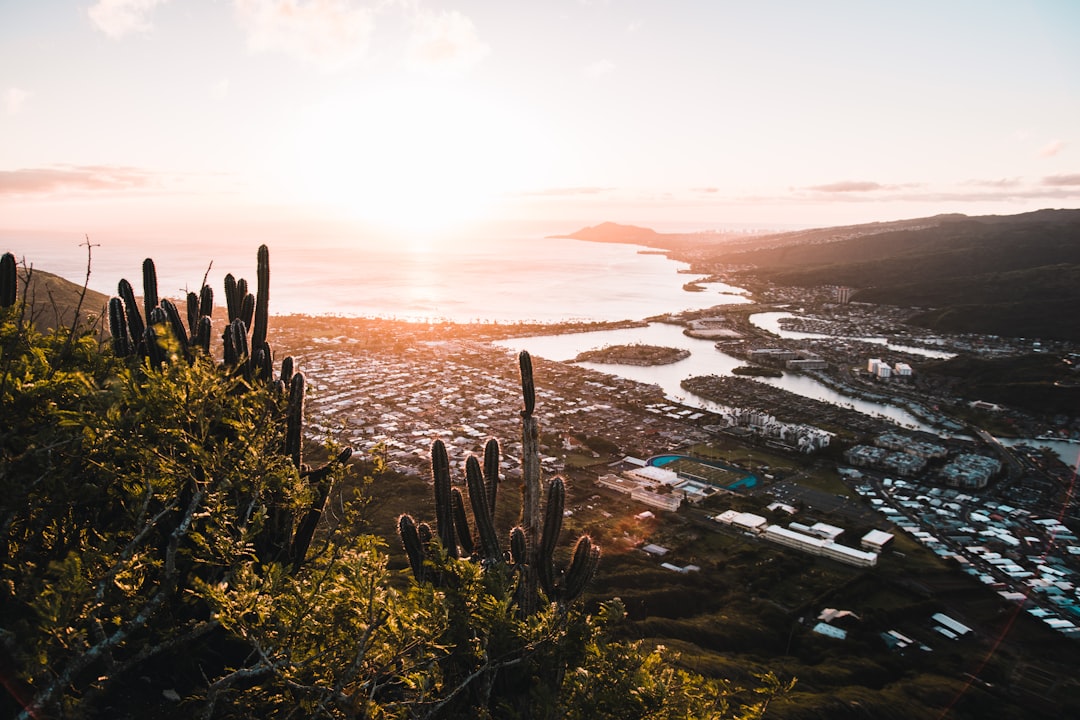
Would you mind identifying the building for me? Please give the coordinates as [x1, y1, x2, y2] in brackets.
[861, 529, 895, 551]
[763, 526, 878, 568]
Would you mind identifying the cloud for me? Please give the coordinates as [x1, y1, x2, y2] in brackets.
[1043, 174, 1080, 186]
[88, 0, 168, 39]
[4, 87, 28, 116]
[0, 165, 158, 195]
[693, 187, 719, 194]
[234, 0, 376, 72]
[517, 186, 613, 197]
[961, 177, 1022, 188]
[805, 181, 885, 193]
[1039, 139, 1066, 157]
[585, 58, 615, 78]
[407, 9, 489, 73]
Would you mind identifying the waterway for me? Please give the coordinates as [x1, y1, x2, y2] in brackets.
[493, 322, 934, 430]
[495, 322, 1080, 469]
[749, 311, 956, 360]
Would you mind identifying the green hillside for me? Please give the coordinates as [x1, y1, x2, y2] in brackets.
[702, 210, 1080, 341]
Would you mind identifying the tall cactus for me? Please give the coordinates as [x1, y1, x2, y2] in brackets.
[107, 297, 131, 356]
[519, 352, 541, 556]
[0, 252, 16, 308]
[142, 258, 159, 322]
[224, 273, 240, 322]
[398, 353, 599, 611]
[117, 279, 145, 356]
[251, 244, 269, 355]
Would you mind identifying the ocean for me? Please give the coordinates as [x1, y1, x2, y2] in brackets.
[4, 231, 748, 322]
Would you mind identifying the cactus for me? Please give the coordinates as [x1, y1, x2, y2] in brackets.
[430, 439, 458, 559]
[186, 291, 200, 343]
[224, 273, 239, 322]
[108, 297, 131, 356]
[285, 372, 305, 469]
[195, 316, 211, 354]
[561, 535, 601, 602]
[291, 446, 354, 571]
[117, 279, 145, 355]
[0, 252, 16, 308]
[398, 353, 599, 612]
[465, 455, 501, 561]
[142, 258, 159, 322]
[519, 352, 541, 556]
[160, 299, 190, 360]
[199, 284, 213, 319]
[536, 477, 564, 599]
[451, 489, 475, 557]
[399, 514, 426, 582]
[251, 244, 269, 355]
[239, 292, 254, 331]
[483, 438, 499, 518]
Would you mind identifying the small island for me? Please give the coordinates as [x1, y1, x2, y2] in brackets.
[732, 365, 783, 377]
[573, 343, 690, 366]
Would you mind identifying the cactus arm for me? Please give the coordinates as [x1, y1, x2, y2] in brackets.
[195, 316, 211, 354]
[0, 252, 16, 307]
[519, 352, 541, 559]
[483, 438, 500, 522]
[466, 455, 501, 561]
[108, 297, 131, 356]
[117, 279, 146, 353]
[398, 514, 427, 582]
[186, 292, 200, 342]
[142, 258, 159, 321]
[160, 299, 190, 360]
[451, 488, 475, 558]
[560, 535, 600, 604]
[509, 526, 527, 566]
[286, 372, 305, 469]
[430, 440, 458, 559]
[240, 293, 255, 331]
[224, 273, 239, 321]
[251, 244, 269, 353]
[199, 284, 213, 319]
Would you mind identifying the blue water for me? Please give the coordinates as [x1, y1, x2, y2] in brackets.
[648, 454, 758, 490]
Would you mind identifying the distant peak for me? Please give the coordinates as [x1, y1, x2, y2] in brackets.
[554, 222, 661, 243]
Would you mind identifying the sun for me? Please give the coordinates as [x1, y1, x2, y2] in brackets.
[275, 84, 542, 234]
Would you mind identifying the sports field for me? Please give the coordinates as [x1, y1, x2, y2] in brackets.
[649, 455, 757, 490]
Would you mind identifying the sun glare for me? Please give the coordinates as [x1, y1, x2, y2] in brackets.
[276, 85, 541, 234]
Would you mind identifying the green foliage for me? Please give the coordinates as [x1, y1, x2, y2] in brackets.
[0, 252, 776, 719]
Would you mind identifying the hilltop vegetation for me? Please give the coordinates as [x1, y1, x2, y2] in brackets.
[0, 250, 782, 719]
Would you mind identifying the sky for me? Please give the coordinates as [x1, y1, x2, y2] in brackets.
[2, 0, 1079, 244]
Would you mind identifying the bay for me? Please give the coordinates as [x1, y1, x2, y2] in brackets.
[3, 232, 748, 323]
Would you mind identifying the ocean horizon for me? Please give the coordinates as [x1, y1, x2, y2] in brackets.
[3, 229, 749, 323]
